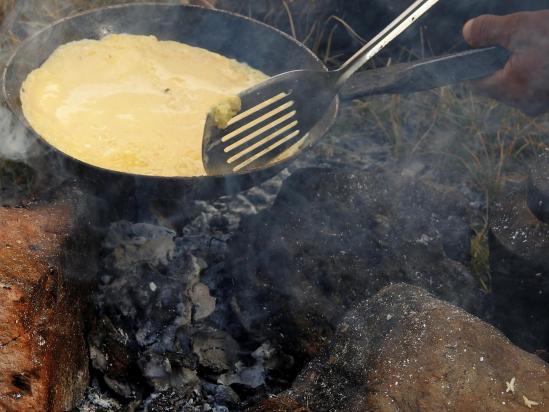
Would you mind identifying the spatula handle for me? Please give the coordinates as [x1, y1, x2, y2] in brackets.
[335, 0, 441, 88]
[340, 46, 511, 101]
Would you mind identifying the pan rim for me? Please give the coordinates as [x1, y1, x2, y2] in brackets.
[2, 3, 339, 181]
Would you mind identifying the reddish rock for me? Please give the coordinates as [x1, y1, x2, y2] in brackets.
[0, 203, 88, 411]
[254, 284, 549, 412]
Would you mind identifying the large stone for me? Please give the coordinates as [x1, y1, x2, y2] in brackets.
[489, 182, 549, 353]
[227, 167, 483, 360]
[0, 203, 89, 411]
[253, 284, 549, 411]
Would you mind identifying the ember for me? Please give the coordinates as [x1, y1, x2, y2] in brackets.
[2, 1, 549, 412]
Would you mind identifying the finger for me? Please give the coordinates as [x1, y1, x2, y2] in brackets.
[469, 53, 524, 99]
[469, 57, 526, 111]
[470, 66, 544, 116]
[470, 69, 509, 101]
[463, 15, 512, 49]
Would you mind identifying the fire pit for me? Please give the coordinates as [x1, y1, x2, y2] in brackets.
[2, 1, 549, 412]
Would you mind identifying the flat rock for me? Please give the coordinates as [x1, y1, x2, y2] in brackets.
[253, 284, 549, 412]
[0, 203, 89, 411]
[227, 167, 483, 359]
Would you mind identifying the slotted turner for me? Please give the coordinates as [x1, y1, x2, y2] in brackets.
[202, 0, 440, 175]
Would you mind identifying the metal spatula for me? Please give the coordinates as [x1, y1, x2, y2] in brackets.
[202, 0, 441, 175]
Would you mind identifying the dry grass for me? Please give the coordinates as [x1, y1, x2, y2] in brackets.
[471, 223, 491, 293]
[0, 0, 15, 18]
[360, 85, 549, 197]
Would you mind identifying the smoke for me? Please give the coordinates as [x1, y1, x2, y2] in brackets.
[0, 106, 35, 160]
[0, 0, 73, 165]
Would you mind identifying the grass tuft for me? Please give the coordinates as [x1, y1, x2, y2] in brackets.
[471, 223, 491, 293]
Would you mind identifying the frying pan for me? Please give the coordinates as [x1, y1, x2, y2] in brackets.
[2, 3, 339, 201]
[2, 3, 508, 201]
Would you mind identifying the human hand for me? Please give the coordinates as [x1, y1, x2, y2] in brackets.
[463, 11, 549, 116]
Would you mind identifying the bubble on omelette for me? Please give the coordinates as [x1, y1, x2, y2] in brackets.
[20, 34, 268, 177]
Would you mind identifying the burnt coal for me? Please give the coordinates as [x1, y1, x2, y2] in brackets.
[192, 329, 240, 374]
[83, 176, 295, 410]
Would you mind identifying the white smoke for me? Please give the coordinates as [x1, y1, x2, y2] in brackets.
[0, 106, 35, 161]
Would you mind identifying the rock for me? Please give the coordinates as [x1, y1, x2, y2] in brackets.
[88, 317, 142, 398]
[0, 203, 89, 411]
[489, 182, 549, 352]
[218, 362, 266, 390]
[256, 284, 549, 412]
[189, 282, 216, 321]
[142, 389, 188, 412]
[227, 167, 482, 360]
[203, 383, 240, 407]
[140, 352, 199, 394]
[252, 395, 310, 412]
[103, 221, 177, 271]
[76, 378, 127, 412]
[192, 329, 240, 374]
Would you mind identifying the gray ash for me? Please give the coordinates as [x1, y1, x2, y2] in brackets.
[81, 174, 293, 411]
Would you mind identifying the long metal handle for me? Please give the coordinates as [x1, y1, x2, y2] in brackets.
[335, 0, 441, 88]
[340, 46, 511, 101]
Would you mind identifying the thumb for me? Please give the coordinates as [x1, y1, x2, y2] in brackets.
[463, 15, 511, 48]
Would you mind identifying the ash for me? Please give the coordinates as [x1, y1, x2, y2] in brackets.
[82, 174, 293, 411]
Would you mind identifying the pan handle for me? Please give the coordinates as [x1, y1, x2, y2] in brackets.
[340, 46, 511, 101]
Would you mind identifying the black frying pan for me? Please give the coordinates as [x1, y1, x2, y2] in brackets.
[2, 3, 339, 201]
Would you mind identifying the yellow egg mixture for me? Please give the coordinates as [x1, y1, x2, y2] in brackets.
[20, 34, 269, 177]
